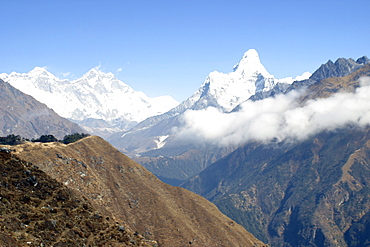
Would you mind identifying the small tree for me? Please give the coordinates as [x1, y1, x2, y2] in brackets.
[34, 135, 59, 143]
[0, 134, 24, 145]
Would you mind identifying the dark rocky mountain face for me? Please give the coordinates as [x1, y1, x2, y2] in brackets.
[11, 136, 265, 247]
[300, 64, 370, 102]
[309, 57, 365, 82]
[287, 56, 369, 93]
[356, 55, 370, 65]
[182, 66, 370, 246]
[249, 55, 369, 102]
[0, 150, 152, 246]
[0, 79, 85, 139]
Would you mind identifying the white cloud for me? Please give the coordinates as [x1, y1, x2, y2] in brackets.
[117, 68, 123, 72]
[175, 77, 370, 146]
[62, 72, 71, 77]
[94, 64, 102, 71]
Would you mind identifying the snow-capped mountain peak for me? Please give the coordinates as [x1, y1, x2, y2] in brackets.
[243, 48, 259, 59]
[29, 66, 49, 74]
[77, 68, 129, 94]
[28, 67, 59, 80]
[159, 49, 309, 115]
[233, 49, 268, 75]
[192, 49, 276, 111]
[83, 68, 114, 81]
[1, 67, 62, 94]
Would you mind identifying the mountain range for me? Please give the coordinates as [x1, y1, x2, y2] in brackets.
[0, 78, 84, 139]
[0, 67, 178, 137]
[3, 50, 367, 187]
[108, 49, 310, 155]
[0, 77, 265, 246]
[108, 51, 370, 186]
[2, 49, 370, 246]
[182, 64, 370, 246]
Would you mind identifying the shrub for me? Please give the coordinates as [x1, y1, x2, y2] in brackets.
[32, 135, 59, 143]
[0, 134, 24, 145]
[62, 133, 90, 144]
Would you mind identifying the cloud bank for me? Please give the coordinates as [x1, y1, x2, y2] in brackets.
[175, 77, 370, 146]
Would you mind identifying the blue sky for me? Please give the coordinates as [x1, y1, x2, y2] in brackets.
[1, 0, 369, 101]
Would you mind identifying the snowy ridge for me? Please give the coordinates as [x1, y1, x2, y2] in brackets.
[0, 67, 179, 130]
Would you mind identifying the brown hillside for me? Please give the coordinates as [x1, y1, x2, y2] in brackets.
[10, 136, 265, 246]
[0, 149, 153, 247]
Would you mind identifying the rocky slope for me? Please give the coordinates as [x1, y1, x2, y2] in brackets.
[0, 149, 153, 246]
[182, 66, 370, 246]
[10, 136, 265, 247]
[0, 79, 84, 139]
